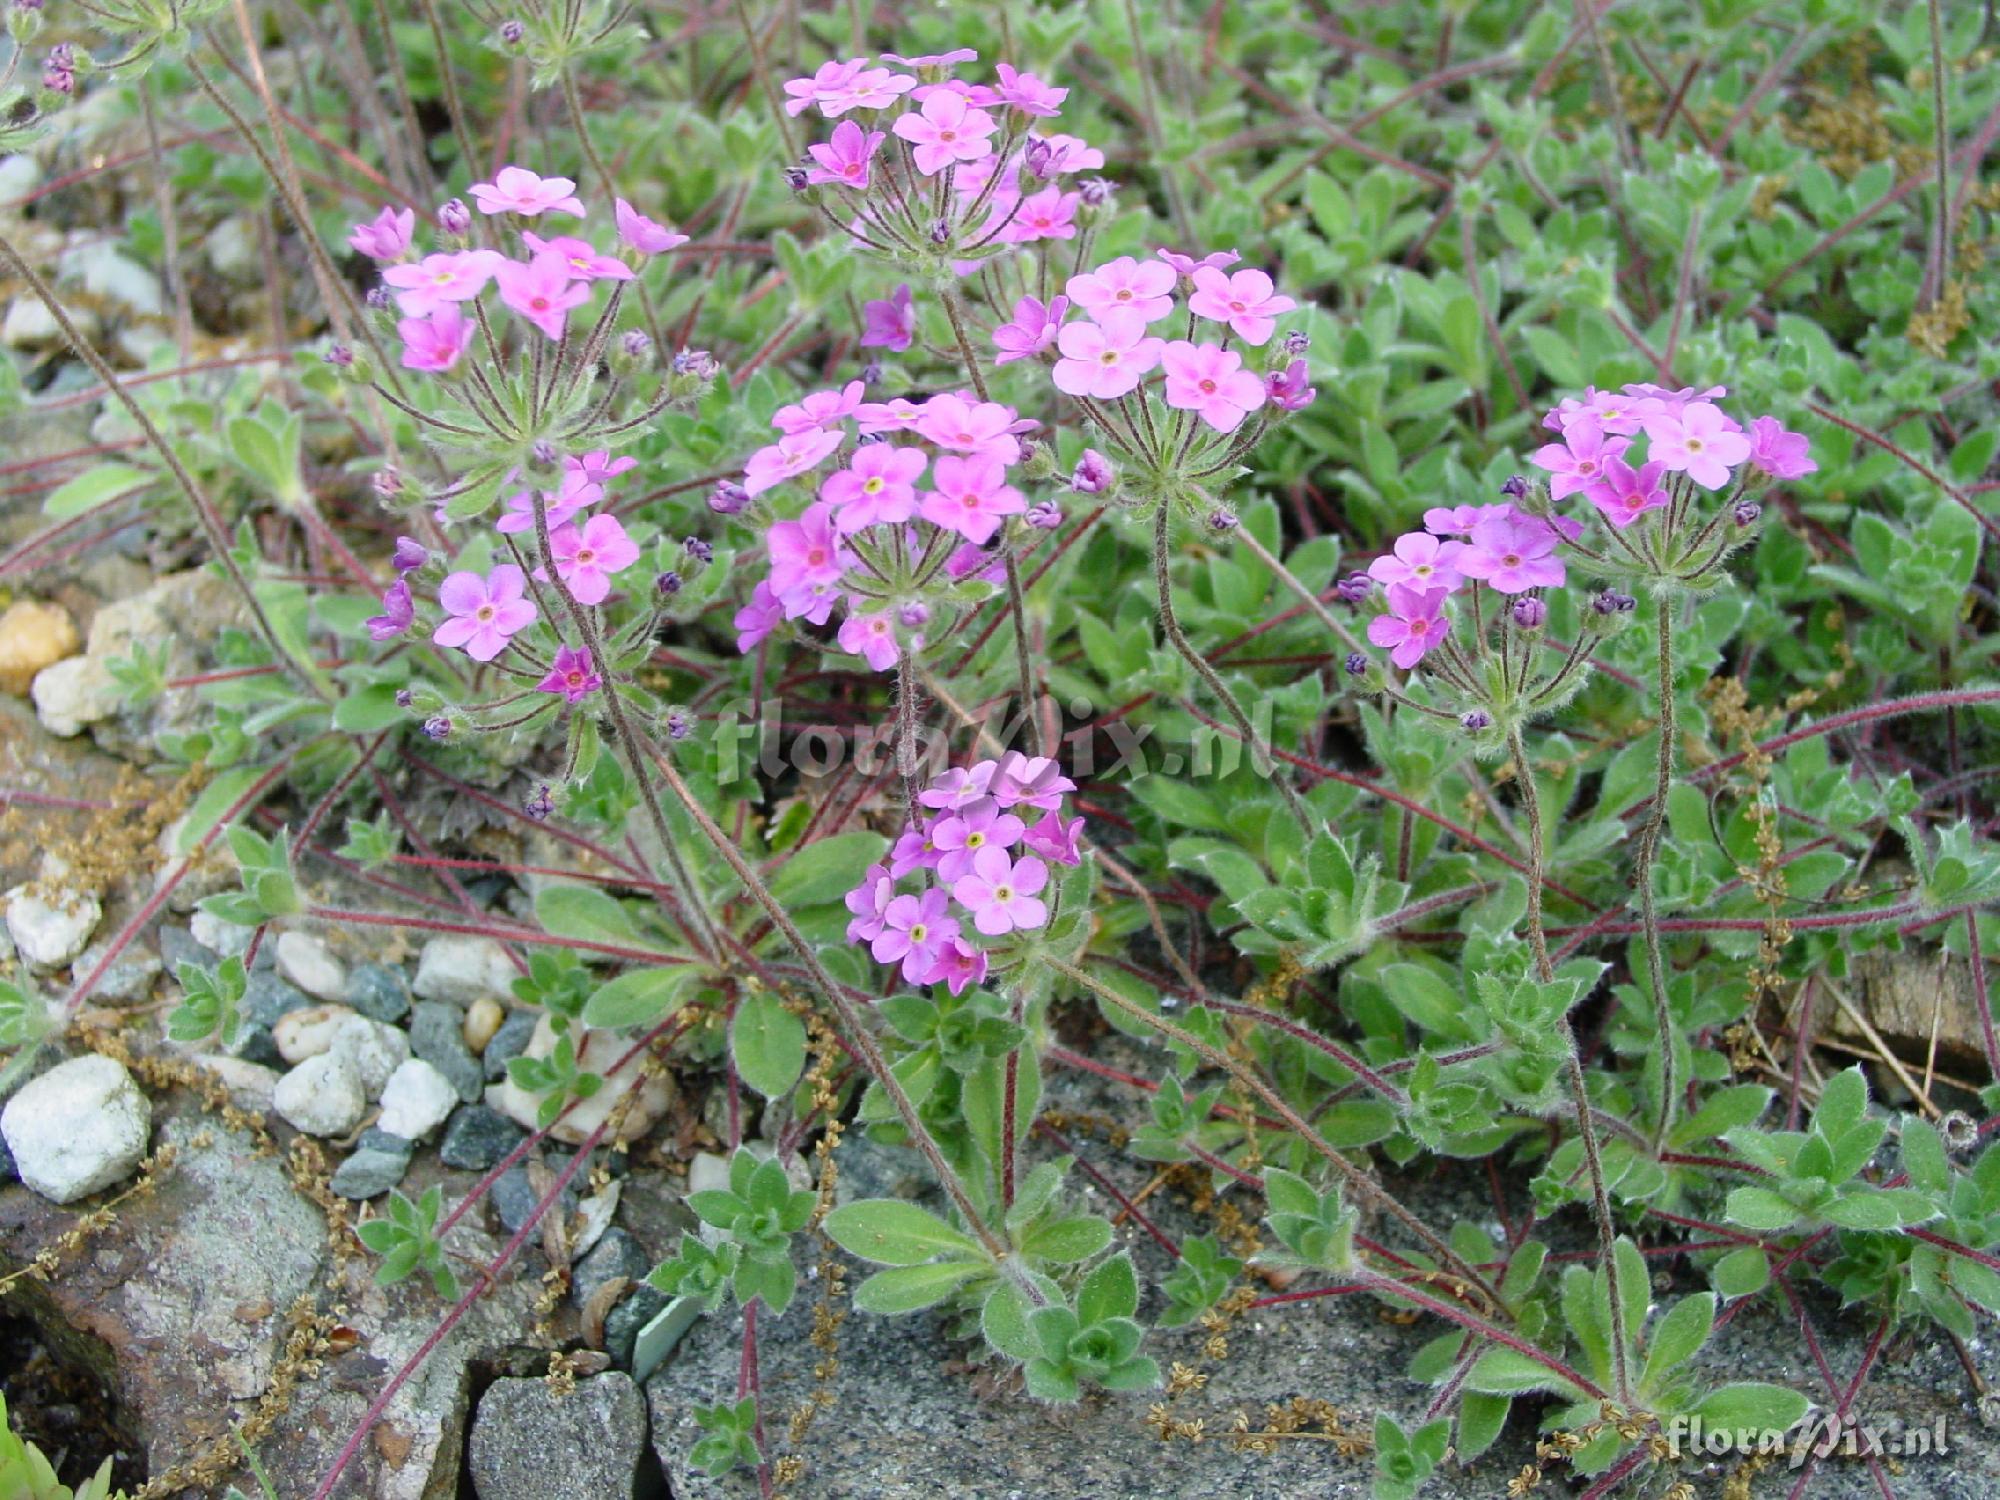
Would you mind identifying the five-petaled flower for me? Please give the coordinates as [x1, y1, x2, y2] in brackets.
[434, 565, 537, 662]
[470, 166, 586, 218]
[536, 645, 603, 703]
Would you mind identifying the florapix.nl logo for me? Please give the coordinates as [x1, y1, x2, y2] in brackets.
[1662, 1412, 1951, 1468]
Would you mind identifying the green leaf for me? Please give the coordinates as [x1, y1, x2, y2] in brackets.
[852, 1262, 984, 1313]
[1691, 1382, 1809, 1435]
[1020, 1215, 1112, 1265]
[581, 965, 698, 1029]
[824, 1200, 982, 1265]
[981, 1281, 1041, 1362]
[1712, 1246, 1769, 1299]
[731, 990, 808, 1099]
[1464, 1347, 1583, 1398]
[1641, 1293, 1714, 1390]
[1077, 1251, 1139, 1324]
[536, 886, 651, 951]
[1724, 1187, 1802, 1233]
[44, 462, 155, 518]
[767, 832, 889, 908]
[1819, 1189, 1936, 1231]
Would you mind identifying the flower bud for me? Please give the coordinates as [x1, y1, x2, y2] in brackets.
[523, 783, 555, 821]
[656, 570, 682, 597]
[437, 197, 472, 237]
[1024, 500, 1062, 530]
[898, 601, 930, 629]
[709, 480, 750, 516]
[373, 467, 404, 501]
[1070, 449, 1114, 494]
[929, 217, 951, 245]
[394, 688, 415, 709]
[1077, 176, 1113, 208]
[860, 357, 883, 386]
[323, 343, 354, 369]
[664, 706, 693, 741]
[392, 536, 428, 573]
[1017, 435, 1056, 482]
[1207, 507, 1238, 534]
[1335, 571, 1372, 606]
[682, 536, 713, 566]
[1460, 710, 1493, 731]
[1511, 596, 1546, 630]
[498, 19, 524, 46]
[1344, 652, 1368, 677]
[529, 440, 560, 473]
[1500, 474, 1530, 500]
[1024, 138, 1056, 180]
[1734, 500, 1762, 528]
[783, 165, 810, 193]
[365, 286, 393, 312]
[1282, 329, 1310, 357]
[422, 715, 452, 742]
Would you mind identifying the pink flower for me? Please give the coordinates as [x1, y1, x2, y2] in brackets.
[1423, 504, 1487, 537]
[932, 803, 1027, 883]
[999, 186, 1078, 243]
[734, 580, 783, 652]
[1067, 255, 1178, 324]
[496, 470, 601, 535]
[520, 232, 633, 281]
[1624, 382, 1727, 412]
[382, 250, 504, 316]
[1186, 265, 1295, 345]
[744, 428, 843, 496]
[892, 90, 998, 175]
[1158, 247, 1241, 278]
[1265, 358, 1315, 412]
[1585, 456, 1669, 529]
[1529, 416, 1630, 501]
[784, 59, 866, 116]
[366, 578, 413, 641]
[860, 284, 914, 351]
[1643, 402, 1751, 490]
[871, 889, 960, 983]
[1747, 416, 1816, 480]
[767, 503, 853, 612]
[992, 62, 1066, 116]
[952, 847, 1049, 936]
[1366, 584, 1450, 670]
[1052, 310, 1165, 399]
[397, 306, 473, 372]
[1455, 512, 1565, 594]
[434, 565, 536, 661]
[855, 397, 925, 435]
[1368, 531, 1463, 592]
[548, 514, 640, 605]
[536, 644, 602, 703]
[1031, 133, 1104, 174]
[807, 120, 886, 188]
[1571, 386, 1651, 437]
[946, 544, 1004, 584]
[844, 863, 897, 943]
[889, 820, 942, 877]
[921, 762, 997, 812]
[823, 443, 927, 532]
[470, 166, 585, 218]
[570, 451, 637, 486]
[920, 456, 1023, 544]
[880, 49, 978, 69]
[494, 255, 592, 340]
[993, 295, 1069, 364]
[788, 60, 914, 116]
[614, 199, 688, 255]
[993, 752, 1075, 811]
[1021, 810, 1084, 865]
[349, 206, 414, 261]
[1160, 341, 1267, 433]
[773, 381, 865, 436]
[915, 394, 1024, 463]
[935, 938, 988, 996]
[837, 609, 901, 671]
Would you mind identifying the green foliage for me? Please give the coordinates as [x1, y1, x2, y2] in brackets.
[166, 955, 246, 1046]
[354, 1186, 459, 1302]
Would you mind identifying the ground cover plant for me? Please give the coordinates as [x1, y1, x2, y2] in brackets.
[1, 0, 1998, 1495]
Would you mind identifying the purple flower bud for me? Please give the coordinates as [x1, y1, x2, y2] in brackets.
[929, 218, 952, 245]
[682, 537, 713, 564]
[1460, 710, 1492, 732]
[620, 329, 651, 359]
[1023, 138, 1056, 180]
[366, 286, 392, 311]
[373, 467, 403, 500]
[664, 707, 692, 741]
[523, 783, 555, 821]
[657, 570, 683, 596]
[529, 440, 559, 472]
[1591, 590, 1636, 616]
[1024, 500, 1063, 530]
[498, 19, 524, 44]
[16, 0, 45, 12]
[709, 480, 750, 516]
[898, 601, 930, 628]
[1077, 176, 1113, 207]
[1070, 449, 1114, 494]
[1734, 501, 1762, 528]
[1500, 474, 1530, 499]
[674, 348, 717, 379]
[438, 197, 471, 237]
[1344, 652, 1368, 677]
[1615, 592, 1637, 613]
[783, 165, 810, 192]
[1207, 507, 1238, 533]
[323, 343, 354, 368]
[860, 357, 884, 386]
[1283, 330, 1310, 356]
[1511, 597, 1546, 629]
[422, 715, 452, 741]
[42, 53, 72, 93]
[392, 535, 428, 573]
[394, 688, 414, 708]
[1264, 358, 1315, 412]
[1335, 571, 1372, 606]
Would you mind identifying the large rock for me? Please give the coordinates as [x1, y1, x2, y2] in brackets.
[0, 1054, 151, 1204]
[467, 1373, 648, 1500]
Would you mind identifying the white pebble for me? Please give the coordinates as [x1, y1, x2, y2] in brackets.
[274, 1004, 358, 1065]
[376, 1058, 457, 1141]
[330, 1014, 410, 1099]
[272, 1052, 367, 1137]
[4, 883, 102, 970]
[275, 931, 347, 1002]
[1, 1054, 151, 1203]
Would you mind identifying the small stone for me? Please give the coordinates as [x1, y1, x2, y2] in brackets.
[376, 1059, 456, 1141]
[275, 931, 346, 1001]
[345, 962, 411, 1024]
[491, 1163, 579, 1236]
[157, 923, 204, 977]
[0, 1054, 152, 1204]
[602, 1286, 669, 1369]
[28, 653, 118, 736]
[438, 1104, 525, 1172]
[462, 996, 505, 1055]
[273, 1003, 358, 1065]
[241, 972, 311, 1030]
[467, 1374, 646, 1500]
[490, 1017, 675, 1146]
[330, 1015, 411, 1099]
[357, 1126, 416, 1158]
[483, 1011, 536, 1082]
[4, 884, 102, 970]
[412, 935, 516, 1006]
[272, 1052, 367, 1138]
[228, 1027, 284, 1072]
[328, 1146, 411, 1201]
[572, 1228, 651, 1309]
[192, 1055, 282, 1110]
[189, 908, 253, 958]
[0, 600, 80, 695]
[69, 939, 161, 1005]
[410, 1001, 484, 1104]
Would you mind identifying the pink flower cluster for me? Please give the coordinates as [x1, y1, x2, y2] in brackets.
[350, 169, 688, 369]
[844, 753, 1084, 991]
[731, 386, 1038, 672]
[1363, 505, 1573, 668]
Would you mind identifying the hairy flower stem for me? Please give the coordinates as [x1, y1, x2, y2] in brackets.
[894, 653, 923, 819]
[558, 62, 669, 352]
[1508, 723, 1632, 1407]
[1638, 605, 1679, 1148]
[650, 756, 1010, 1261]
[1153, 506, 1315, 832]
[530, 501, 722, 962]
[1228, 520, 1365, 653]
[1049, 956, 1505, 1313]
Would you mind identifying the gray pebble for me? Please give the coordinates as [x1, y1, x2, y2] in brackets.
[572, 1227, 651, 1309]
[409, 1001, 483, 1103]
[482, 1010, 536, 1082]
[328, 1146, 410, 1201]
[437, 1104, 525, 1172]
[345, 962, 411, 1024]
